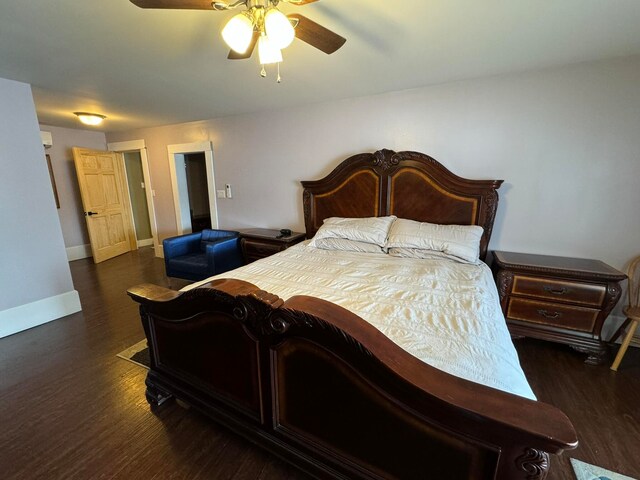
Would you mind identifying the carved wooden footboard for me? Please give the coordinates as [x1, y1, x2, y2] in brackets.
[128, 279, 577, 480]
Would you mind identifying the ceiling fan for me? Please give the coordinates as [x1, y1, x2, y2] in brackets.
[129, 0, 346, 81]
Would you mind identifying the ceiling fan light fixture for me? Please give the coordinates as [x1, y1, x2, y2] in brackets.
[221, 13, 254, 54]
[74, 112, 106, 126]
[258, 34, 282, 65]
[264, 8, 295, 49]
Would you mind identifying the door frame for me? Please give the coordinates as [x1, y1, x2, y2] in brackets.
[167, 141, 219, 235]
[107, 140, 159, 253]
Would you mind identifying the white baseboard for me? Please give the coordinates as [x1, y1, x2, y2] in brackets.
[137, 238, 154, 248]
[66, 244, 92, 261]
[155, 244, 164, 258]
[0, 290, 82, 338]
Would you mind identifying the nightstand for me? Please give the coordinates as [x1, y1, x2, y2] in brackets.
[239, 228, 306, 264]
[492, 251, 626, 365]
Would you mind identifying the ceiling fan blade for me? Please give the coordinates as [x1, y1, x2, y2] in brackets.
[288, 14, 346, 54]
[287, 0, 320, 5]
[129, 0, 215, 9]
[227, 31, 259, 59]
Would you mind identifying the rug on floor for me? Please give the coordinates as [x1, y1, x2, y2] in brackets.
[116, 339, 150, 369]
[571, 458, 637, 480]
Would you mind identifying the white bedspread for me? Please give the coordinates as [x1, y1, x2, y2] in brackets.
[186, 242, 536, 400]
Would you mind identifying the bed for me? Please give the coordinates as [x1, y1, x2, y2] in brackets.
[128, 149, 577, 479]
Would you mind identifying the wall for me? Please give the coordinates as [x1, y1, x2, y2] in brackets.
[0, 78, 81, 337]
[38, 124, 107, 258]
[106, 54, 640, 280]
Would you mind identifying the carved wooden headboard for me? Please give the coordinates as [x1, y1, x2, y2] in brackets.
[301, 149, 504, 260]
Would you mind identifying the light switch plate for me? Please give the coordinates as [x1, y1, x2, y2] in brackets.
[217, 189, 226, 198]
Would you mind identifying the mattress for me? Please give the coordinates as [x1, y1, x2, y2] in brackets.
[186, 241, 536, 400]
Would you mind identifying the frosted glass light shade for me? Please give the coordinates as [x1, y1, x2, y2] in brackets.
[264, 9, 294, 49]
[221, 13, 254, 54]
[258, 34, 283, 64]
[74, 112, 106, 126]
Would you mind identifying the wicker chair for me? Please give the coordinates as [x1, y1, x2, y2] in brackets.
[610, 255, 640, 371]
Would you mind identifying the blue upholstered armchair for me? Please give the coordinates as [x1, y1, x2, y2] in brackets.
[162, 229, 244, 282]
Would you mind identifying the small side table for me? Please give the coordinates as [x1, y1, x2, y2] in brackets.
[239, 228, 306, 264]
[492, 251, 626, 365]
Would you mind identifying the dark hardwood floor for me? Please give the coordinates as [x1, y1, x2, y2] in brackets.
[0, 248, 638, 479]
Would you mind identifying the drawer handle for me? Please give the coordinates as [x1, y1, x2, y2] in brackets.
[543, 286, 568, 295]
[537, 309, 562, 319]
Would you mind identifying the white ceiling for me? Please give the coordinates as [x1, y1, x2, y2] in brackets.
[2, 0, 640, 132]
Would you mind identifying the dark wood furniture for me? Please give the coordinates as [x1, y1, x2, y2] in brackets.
[493, 251, 626, 365]
[240, 228, 305, 263]
[128, 150, 577, 480]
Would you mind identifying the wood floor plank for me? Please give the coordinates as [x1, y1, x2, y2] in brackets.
[0, 247, 638, 479]
[517, 338, 640, 479]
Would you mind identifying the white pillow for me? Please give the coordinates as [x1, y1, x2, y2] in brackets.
[313, 237, 386, 254]
[309, 216, 396, 248]
[385, 218, 483, 264]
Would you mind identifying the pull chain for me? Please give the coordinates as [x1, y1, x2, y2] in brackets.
[258, 63, 282, 83]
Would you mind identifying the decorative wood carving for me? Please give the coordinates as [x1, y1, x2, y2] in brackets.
[302, 190, 312, 237]
[145, 377, 173, 408]
[603, 282, 623, 316]
[497, 269, 515, 312]
[515, 448, 550, 480]
[570, 344, 608, 366]
[276, 307, 374, 358]
[372, 148, 400, 170]
[231, 289, 285, 335]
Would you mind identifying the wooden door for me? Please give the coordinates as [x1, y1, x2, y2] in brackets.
[72, 148, 136, 263]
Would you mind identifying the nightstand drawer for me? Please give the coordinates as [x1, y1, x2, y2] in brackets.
[243, 239, 283, 257]
[512, 275, 606, 307]
[507, 298, 599, 332]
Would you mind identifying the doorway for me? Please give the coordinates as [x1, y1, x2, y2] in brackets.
[107, 140, 159, 254]
[167, 141, 219, 236]
[185, 153, 211, 232]
[123, 151, 153, 246]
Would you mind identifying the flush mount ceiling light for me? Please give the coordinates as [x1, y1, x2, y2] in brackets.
[74, 112, 106, 126]
[129, 0, 346, 83]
